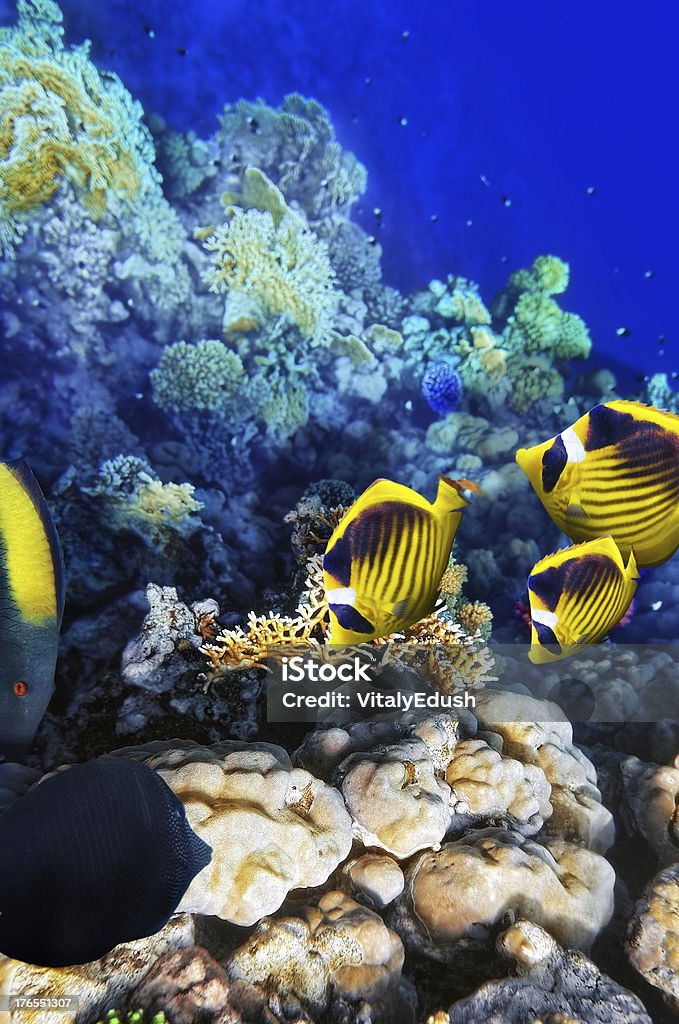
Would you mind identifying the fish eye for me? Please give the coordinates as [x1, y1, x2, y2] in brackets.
[13, 680, 28, 697]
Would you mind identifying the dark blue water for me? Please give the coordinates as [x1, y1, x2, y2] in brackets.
[2, 0, 676, 382]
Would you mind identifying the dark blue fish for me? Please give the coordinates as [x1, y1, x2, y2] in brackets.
[0, 755, 211, 966]
[0, 459, 65, 757]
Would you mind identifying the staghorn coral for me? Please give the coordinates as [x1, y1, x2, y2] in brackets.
[203, 206, 339, 343]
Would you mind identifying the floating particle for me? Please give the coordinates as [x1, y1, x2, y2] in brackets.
[658, 335, 667, 345]
[176, 46, 186, 56]
[367, 235, 378, 245]
[143, 23, 155, 38]
[466, 219, 473, 227]
[351, 112, 358, 122]
[402, 29, 410, 40]
[364, 77, 372, 85]
[479, 174, 491, 187]
[405, 400, 413, 411]
[586, 186, 597, 195]
[373, 207, 382, 219]
[644, 269, 655, 279]
[501, 195, 512, 207]
[398, 115, 408, 126]
[500, 255, 509, 263]
[616, 327, 631, 337]
[430, 213, 439, 222]
[651, 600, 663, 611]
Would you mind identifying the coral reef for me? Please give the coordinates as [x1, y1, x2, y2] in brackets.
[0, 1, 666, 1019]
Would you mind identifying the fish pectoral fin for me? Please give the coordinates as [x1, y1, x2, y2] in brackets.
[566, 493, 589, 519]
[391, 597, 414, 619]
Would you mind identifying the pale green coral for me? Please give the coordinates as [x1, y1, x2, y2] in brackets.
[509, 255, 570, 296]
[150, 340, 245, 414]
[501, 255, 591, 361]
[259, 373, 310, 439]
[96, 1011, 167, 1024]
[506, 354, 565, 413]
[203, 208, 339, 343]
[0, 0, 153, 246]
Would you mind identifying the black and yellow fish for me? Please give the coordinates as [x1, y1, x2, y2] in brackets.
[0, 459, 64, 756]
[527, 535, 638, 663]
[516, 400, 679, 568]
[323, 474, 475, 645]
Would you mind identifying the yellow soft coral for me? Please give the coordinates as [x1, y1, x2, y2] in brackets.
[203, 207, 338, 343]
[0, 0, 153, 246]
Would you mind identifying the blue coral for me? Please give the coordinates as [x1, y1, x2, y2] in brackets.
[421, 362, 464, 415]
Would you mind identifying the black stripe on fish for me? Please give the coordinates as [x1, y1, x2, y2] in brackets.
[534, 621, 562, 652]
[542, 435, 568, 493]
[585, 405, 639, 451]
[329, 603, 374, 635]
[323, 533, 352, 588]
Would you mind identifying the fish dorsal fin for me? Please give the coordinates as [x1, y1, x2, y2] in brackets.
[434, 474, 474, 515]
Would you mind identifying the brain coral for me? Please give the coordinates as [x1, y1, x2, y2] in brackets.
[0, 0, 154, 249]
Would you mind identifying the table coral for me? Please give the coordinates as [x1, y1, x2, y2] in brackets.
[113, 740, 354, 927]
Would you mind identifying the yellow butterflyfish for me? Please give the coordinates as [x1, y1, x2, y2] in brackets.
[516, 400, 679, 568]
[323, 474, 476, 645]
[527, 535, 638, 663]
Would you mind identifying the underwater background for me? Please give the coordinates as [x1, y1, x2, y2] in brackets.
[2, 0, 679, 1021]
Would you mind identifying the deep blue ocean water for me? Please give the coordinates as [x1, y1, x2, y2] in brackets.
[3, 0, 676, 385]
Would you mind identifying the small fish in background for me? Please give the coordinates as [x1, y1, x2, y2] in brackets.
[0, 459, 64, 757]
[0, 754, 212, 967]
[323, 474, 477, 645]
[527, 535, 639, 663]
[515, 400, 679, 568]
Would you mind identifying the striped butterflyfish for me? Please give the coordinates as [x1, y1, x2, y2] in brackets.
[323, 474, 475, 645]
[0, 459, 65, 756]
[516, 400, 679, 568]
[527, 535, 638, 664]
